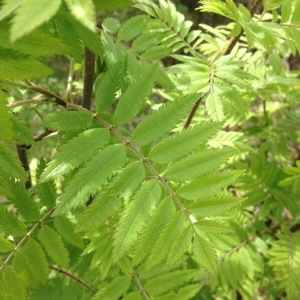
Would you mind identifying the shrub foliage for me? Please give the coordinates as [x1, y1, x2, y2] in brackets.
[0, 0, 300, 299]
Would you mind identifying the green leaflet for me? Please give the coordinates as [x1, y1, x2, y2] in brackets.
[118, 15, 150, 42]
[114, 62, 159, 125]
[95, 62, 124, 112]
[0, 49, 52, 80]
[206, 92, 224, 121]
[42, 111, 93, 133]
[132, 196, 176, 267]
[93, 276, 131, 300]
[147, 211, 185, 268]
[194, 220, 232, 234]
[94, 0, 132, 12]
[64, 0, 95, 32]
[165, 148, 236, 181]
[0, 205, 26, 237]
[20, 239, 49, 286]
[0, 141, 27, 180]
[0, 93, 13, 143]
[0, 236, 14, 253]
[165, 226, 193, 267]
[0, 22, 69, 57]
[113, 180, 161, 261]
[76, 162, 145, 232]
[40, 128, 110, 182]
[11, 115, 34, 146]
[13, 239, 49, 288]
[9, 180, 40, 222]
[2, 266, 26, 300]
[132, 93, 199, 146]
[187, 194, 241, 217]
[54, 216, 84, 249]
[36, 158, 57, 208]
[38, 225, 69, 267]
[148, 122, 222, 164]
[178, 170, 242, 200]
[88, 227, 113, 279]
[0, 0, 21, 22]
[11, 0, 61, 41]
[55, 144, 126, 214]
[144, 269, 202, 297]
[76, 193, 120, 232]
[193, 235, 217, 275]
[155, 284, 201, 300]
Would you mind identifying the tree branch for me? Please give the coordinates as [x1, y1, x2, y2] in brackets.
[49, 265, 96, 295]
[184, 0, 262, 128]
[0, 79, 67, 107]
[16, 145, 32, 189]
[0, 207, 56, 272]
[82, 48, 95, 109]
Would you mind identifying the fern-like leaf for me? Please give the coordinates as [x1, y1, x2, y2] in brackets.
[64, 0, 95, 31]
[13, 239, 49, 288]
[193, 235, 217, 274]
[148, 122, 222, 164]
[0, 93, 13, 143]
[147, 212, 185, 268]
[178, 170, 242, 200]
[132, 196, 176, 266]
[0, 205, 26, 237]
[114, 62, 159, 125]
[93, 275, 131, 300]
[144, 269, 202, 297]
[11, 0, 61, 41]
[113, 179, 161, 261]
[132, 93, 198, 145]
[40, 128, 110, 182]
[165, 148, 236, 181]
[2, 266, 26, 300]
[42, 110, 93, 133]
[187, 193, 241, 217]
[55, 144, 126, 214]
[38, 225, 69, 267]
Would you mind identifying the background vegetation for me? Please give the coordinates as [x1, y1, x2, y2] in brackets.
[0, 0, 300, 299]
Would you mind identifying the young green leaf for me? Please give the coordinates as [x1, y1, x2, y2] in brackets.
[206, 92, 224, 121]
[132, 196, 176, 266]
[94, 0, 132, 12]
[0, 49, 52, 79]
[118, 15, 150, 42]
[0, 236, 14, 253]
[54, 216, 84, 249]
[55, 144, 126, 214]
[178, 170, 242, 200]
[193, 235, 217, 275]
[95, 62, 124, 112]
[165, 148, 236, 181]
[113, 180, 161, 261]
[147, 212, 185, 268]
[187, 193, 241, 217]
[11, 0, 62, 41]
[114, 62, 159, 125]
[64, 0, 96, 31]
[40, 128, 110, 182]
[132, 93, 199, 145]
[93, 276, 131, 300]
[38, 225, 69, 267]
[148, 122, 222, 164]
[0, 205, 26, 237]
[165, 226, 193, 267]
[143, 269, 202, 297]
[0, 93, 13, 143]
[42, 111, 93, 133]
[9, 180, 40, 221]
[11, 115, 34, 146]
[194, 220, 232, 234]
[2, 266, 26, 300]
